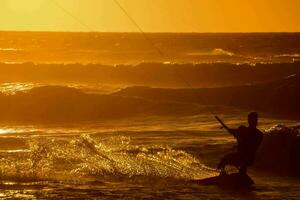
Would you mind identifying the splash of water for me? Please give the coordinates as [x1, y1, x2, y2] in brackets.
[0, 134, 217, 182]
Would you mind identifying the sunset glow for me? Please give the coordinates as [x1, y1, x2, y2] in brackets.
[0, 0, 300, 32]
[6, 0, 45, 13]
[0, 0, 299, 198]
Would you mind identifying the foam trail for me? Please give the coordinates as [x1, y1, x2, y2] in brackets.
[0, 134, 217, 182]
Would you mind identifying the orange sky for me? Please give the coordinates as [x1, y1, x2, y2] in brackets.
[0, 0, 299, 32]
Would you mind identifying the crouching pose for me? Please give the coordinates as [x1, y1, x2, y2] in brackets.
[216, 112, 263, 175]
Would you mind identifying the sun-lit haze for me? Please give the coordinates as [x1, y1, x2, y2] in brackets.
[0, 0, 300, 199]
[0, 0, 300, 32]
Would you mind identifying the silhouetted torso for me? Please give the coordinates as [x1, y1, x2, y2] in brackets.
[232, 126, 263, 166]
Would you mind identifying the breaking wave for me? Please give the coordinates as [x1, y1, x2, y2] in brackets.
[0, 86, 201, 122]
[0, 72, 299, 123]
[186, 48, 235, 57]
[0, 134, 217, 182]
[0, 48, 23, 52]
[0, 61, 300, 88]
[256, 125, 300, 174]
[274, 54, 300, 58]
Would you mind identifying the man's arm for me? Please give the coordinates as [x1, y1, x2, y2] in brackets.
[255, 129, 264, 149]
[215, 116, 238, 137]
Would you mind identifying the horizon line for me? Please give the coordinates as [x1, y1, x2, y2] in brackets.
[1, 29, 300, 34]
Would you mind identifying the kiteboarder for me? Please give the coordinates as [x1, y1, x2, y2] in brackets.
[216, 112, 264, 175]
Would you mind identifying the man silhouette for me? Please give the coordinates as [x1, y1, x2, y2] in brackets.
[216, 112, 263, 175]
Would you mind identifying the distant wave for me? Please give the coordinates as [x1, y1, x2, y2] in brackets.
[0, 82, 36, 95]
[186, 48, 235, 57]
[0, 82, 120, 95]
[1, 32, 300, 65]
[0, 48, 23, 52]
[116, 74, 300, 116]
[186, 50, 300, 64]
[0, 86, 201, 122]
[212, 48, 235, 56]
[0, 73, 298, 123]
[0, 61, 300, 88]
[274, 54, 300, 58]
[273, 54, 300, 62]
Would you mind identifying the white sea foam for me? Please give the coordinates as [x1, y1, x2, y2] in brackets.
[186, 48, 235, 57]
[0, 134, 217, 182]
[0, 48, 23, 52]
[274, 54, 300, 58]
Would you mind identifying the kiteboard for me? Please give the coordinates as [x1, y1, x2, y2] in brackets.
[194, 172, 254, 188]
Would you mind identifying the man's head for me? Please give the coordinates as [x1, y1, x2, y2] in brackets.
[248, 112, 258, 128]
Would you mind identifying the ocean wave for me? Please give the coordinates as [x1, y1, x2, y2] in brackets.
[186, 48, 235, 57]
[274, 54, 300, 58]
[0, 82, 120, 95]
[0, 48, 23, 52]
[117, 74, 300, 116]
[0, 86, 200, 122]
[0, 82, 36, 95]
[0, 61, 299, 88]
[256, 125, 300, 174]
[1, 32, 300, 66]
[0, 72, 298, 123]
[0, 134, 216, 182]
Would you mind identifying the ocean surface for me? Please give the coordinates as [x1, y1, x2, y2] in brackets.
[1, 32, 300, 65]
[0, 32, 299, 199]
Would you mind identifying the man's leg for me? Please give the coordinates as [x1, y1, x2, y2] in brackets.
[217, 152, 239, 171]
[239, 165, 248, 175]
